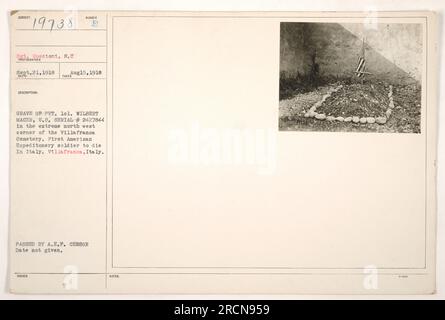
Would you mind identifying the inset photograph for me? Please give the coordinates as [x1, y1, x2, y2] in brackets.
[279, 22, 422, 133]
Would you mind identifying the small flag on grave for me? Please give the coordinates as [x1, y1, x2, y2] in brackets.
[354, 38, 372, 80]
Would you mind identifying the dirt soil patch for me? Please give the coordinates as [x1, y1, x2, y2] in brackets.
[279, 85, 334, 119]
[279, 81, 421, 133]
[316, 83, 390, 118]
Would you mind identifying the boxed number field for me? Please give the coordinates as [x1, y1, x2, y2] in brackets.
[60, 62, 106, 79]
[15, 62, 59, 79]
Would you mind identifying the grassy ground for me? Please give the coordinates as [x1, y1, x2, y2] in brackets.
[279, 81, 421, 133]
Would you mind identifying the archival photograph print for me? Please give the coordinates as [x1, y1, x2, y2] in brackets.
[279, 22, 422, 133]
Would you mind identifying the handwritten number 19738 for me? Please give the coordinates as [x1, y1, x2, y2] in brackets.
[32, 17, 73, 31]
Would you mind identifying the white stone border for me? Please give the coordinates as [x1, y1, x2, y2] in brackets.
[305, 84, 394, 125]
